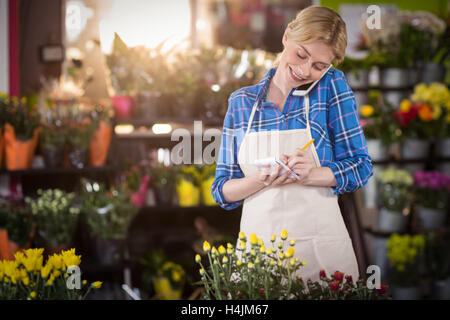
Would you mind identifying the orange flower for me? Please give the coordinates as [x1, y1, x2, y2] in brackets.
[418, 104, 433, 122]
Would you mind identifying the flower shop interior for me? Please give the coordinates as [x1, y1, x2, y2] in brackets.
[0, 0, 449, 301]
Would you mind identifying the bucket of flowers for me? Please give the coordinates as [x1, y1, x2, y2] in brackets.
[175, 165, 201, 207]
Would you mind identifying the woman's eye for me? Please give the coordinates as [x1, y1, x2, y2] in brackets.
[297, 54, 306, 60]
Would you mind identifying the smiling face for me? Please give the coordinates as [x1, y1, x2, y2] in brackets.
[279, 32, 335, 89]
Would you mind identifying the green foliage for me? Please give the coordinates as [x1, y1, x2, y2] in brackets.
[0, 201, 34, 248]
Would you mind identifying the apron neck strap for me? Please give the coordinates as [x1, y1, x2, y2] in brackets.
[245, 93, 311, 135]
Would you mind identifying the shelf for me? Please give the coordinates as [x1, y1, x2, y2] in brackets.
[372, 157, 450, 165]
[113, 117, 223, 127]
[0, 165, 118, 176]
[351, 85, 414, 92]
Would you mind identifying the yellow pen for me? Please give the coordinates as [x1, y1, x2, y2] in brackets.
[301, 139, 315, 151]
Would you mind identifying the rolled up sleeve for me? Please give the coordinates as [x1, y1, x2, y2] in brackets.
[211, 100, 244, 210]
[323, 70, 374, 195]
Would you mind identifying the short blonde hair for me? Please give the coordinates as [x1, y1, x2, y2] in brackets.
[274, 5, 347, 67]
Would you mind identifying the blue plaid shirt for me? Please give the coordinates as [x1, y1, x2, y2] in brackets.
[211, 67, 374, 210]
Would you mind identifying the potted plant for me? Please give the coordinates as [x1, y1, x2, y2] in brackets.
[175, 165, 201, 207]
[25, 189, 80, 255]
[386, 233, 425, 300]
[424, 230, 450, 300]
[413, 171, 450, 230]
[150, 164, 176, 206]
[80, 179, 138, 266]
[376, 169, 413, 233]
[40, 124, 66, 168]
[153, 261, 186, 300]
[0, 247, 103, 299]
[200, 164, 217, 206]
[0, 201, 34, 260]
[89, 103, 113, 167]
[139, 249, 169, 298]
[3, 96, 40, 170]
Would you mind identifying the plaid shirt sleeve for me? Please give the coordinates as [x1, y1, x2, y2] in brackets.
[211, 96, 244, 210]
[322, 70, 374, 195]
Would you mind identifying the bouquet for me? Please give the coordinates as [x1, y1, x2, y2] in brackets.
[25, 189, 80, 247]
[0, 248, 102, 300]
[386, 234, 425, 287]
[376, 169, 414, 213]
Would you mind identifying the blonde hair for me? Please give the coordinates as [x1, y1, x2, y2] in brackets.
[273, 5, 347, 67]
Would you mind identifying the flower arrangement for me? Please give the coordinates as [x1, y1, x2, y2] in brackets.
[80, 179, 138, 240]
[413, 171, 450, 211]
[0, 248, 102, 300]
[195, 230, 388, 300]
[376, 169, 414, 213]
[25, 189, 80, 247]
[394, 83, 450, 139]
[0, 201, 34, 250]
[386, 233, 425, 287]
[200, 164, 217, 206]
[3, 95, 39, 141]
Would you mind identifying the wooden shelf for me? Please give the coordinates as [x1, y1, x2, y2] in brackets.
[0, 165, 118, 176]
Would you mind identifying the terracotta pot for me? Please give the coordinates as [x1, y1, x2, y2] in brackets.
[0, 229, 13, 260]
[4, 123, 40, 170]
[0, 126, 4, 168]
[90, 120, 112, 166]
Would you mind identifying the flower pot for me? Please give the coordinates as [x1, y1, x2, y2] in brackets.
[345, 70, 369, 88]
[416, 206, 446, 230]
[0, 229, 13, 260]
[421, 62, 445, 84]
[391, 285, 422, 300]
[94, 238, 124, 266]
[68, 148, 89, 169]
[382, 91, 409, 108]
[201, 177, 217, 206]
[376, 208, 409, 233]
[90, 120, 112, 167]
[153, 276, 182, 300]
[380, 68, 409, 88]
[176, 179, 200, 207]
[431, 278, 450, 300]
[367, 139, 388, 162]
[41, 146, 64, 168]
[436, 138, 450, 158]
[372, 236, 390, 282]
[112, 95, 134, 120]
[401, 138, 429, 160]
[4, 123, 40, 170]
[0, 127, 4, 168]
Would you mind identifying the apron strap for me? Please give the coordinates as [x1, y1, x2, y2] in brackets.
[245, 93, 311, 135]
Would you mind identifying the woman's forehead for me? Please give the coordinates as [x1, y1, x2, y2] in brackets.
[289, 39, 334, 64]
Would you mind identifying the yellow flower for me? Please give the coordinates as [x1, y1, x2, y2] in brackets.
[279, 251, 284, 260]
[222, 256, 229, 264]
[260, 245, 266, 254]
[266, 248, 273, 255]
[199, 268, 205, 276]
[92, 281, 103, 289]
[203, 241, 211, 253]
[280, 229, 288, 240]
[240, 241, 246, 250]
[250, 249, 256, 256]
[247, 262, 254, 269]
[302, 260, 307, 266]
[211, 247, 218, 257]
[278, 242, 283, 249]
[285, 247, 294, 259]
[290, 239, 296, 246]
[195, 254, 201, 263]
[61, 249, 81, 268]
[238, 231, 246, 241]
[400, 100, 411, 113]
[172, 270, 181, 282]
[236, 260, 242, 267]
[47, 254, 63, 270]
[270, 235, 276, 243]
[360, 104, 375, 117]
[227, 247, 233, 255]
[29, 291, 37, 299]
[257, 238, 263, 246]
[218, 245, 226, 255]
[249, 234, 258, 245]
[22, 276, 30, 286]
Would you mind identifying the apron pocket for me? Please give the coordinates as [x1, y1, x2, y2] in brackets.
[312, 237, 359, 282]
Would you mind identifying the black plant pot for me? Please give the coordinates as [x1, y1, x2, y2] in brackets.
[94, 238, 125, 266]
[69, 148, 88, 169]
[42, 147, 64, 168]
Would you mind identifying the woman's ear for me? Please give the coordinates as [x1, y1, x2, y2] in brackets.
[282, 28, 290, 47]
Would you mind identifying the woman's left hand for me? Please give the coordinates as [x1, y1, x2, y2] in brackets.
[287, 148, 314, 182]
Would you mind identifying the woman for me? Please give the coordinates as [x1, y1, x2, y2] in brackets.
[211, 5, 373, 282]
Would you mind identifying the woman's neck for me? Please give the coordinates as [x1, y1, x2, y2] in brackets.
[267, 69, 292, 112]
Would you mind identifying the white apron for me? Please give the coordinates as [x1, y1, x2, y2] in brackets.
[236, 93, 359, 283]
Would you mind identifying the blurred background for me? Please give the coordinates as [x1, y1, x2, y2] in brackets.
[0, 0, 449, 300]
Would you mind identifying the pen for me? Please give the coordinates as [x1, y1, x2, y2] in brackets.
[301, 139, 315, 151]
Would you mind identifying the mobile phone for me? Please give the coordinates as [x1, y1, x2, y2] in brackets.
[292, 64, 332, 96]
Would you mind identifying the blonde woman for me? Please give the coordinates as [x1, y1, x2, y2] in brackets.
[212, 5, 373, 282]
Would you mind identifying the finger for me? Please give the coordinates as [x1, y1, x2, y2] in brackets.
[272, 169, 291, 186]
[266, 165, 282, 184]
[280, 154, 289, 164]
